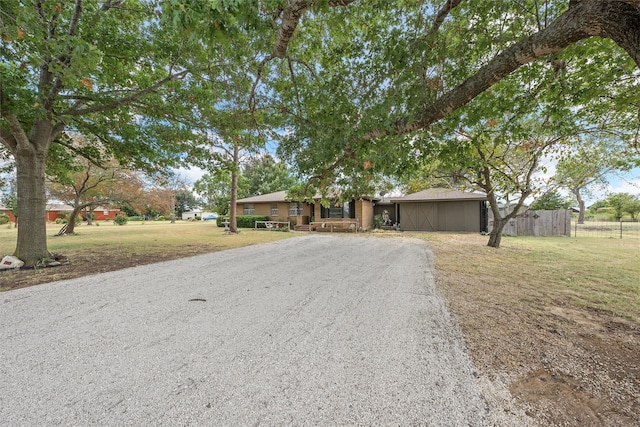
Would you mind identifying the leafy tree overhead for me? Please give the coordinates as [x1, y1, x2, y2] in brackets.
[268, 1, 640, 196]
[0, 1, 213, 266]
[4, 0, 640, 265]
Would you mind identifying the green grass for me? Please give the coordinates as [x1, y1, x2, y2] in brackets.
[0, 220, 296, 256]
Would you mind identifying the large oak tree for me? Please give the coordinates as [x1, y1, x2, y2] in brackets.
[0, 1, 206, 265]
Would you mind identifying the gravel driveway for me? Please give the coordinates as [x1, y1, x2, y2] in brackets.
[1, 234, 490, 426]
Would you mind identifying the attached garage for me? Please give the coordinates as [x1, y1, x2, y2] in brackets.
[392, 189, 488, 232]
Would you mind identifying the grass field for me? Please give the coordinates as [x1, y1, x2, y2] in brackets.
[421, 233, 640, 321]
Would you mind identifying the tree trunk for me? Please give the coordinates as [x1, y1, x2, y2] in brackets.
[487, 218, 507, 248]
[229, 143, 239, 233]
[14, 143, 51, 266]
[62, 207, 82, 235]
[572, 188, 586, 224]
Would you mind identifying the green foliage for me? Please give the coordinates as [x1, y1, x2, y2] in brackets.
[216, 215, 269, 228]
[119, 203, 139, 217]
[374, 214, 383, 229]
[241, 154, 298, 198]
[54, 213, 82, 225]
[174, 189, 201, 217]
[530, 191, 572, 211]
[113, 214, 128, 226]
[195, 170, 233, 215]
[83, 213, 95, 221]
[0, 214, 10, 225]
[605, 193, 640, 221]
[127, 216, 145, 222]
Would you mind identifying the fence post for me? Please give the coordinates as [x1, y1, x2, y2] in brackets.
[620, 219, 623, 239]
[575, 220, 578, 238]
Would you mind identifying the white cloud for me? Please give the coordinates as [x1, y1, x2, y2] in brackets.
[173, 166, 206, 186]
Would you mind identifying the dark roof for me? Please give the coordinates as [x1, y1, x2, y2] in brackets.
[391, 188, 487, 202]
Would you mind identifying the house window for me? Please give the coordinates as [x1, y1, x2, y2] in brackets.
[271, 203, 278, 216]
[321, 200, 355, 219]
[243, 204, 255, 215]
[289, 203, 303, 216]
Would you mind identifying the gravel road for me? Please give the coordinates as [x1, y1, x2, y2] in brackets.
[1, 234, 491, 426]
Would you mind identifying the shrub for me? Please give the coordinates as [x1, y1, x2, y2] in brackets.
[127, 216, 145, 221]
[113, 214, 128, 225]
[0, 214, 10, 225]
[216, 215, 270, 228]
[155, 215, 165, 221]
[55, 213, 81, 224]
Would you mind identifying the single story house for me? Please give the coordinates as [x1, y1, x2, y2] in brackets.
[235, 190, 375, 231]
[235, 188, 487, 233]
[391, 188, 488, 232]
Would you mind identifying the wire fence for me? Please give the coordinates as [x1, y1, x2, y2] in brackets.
[572, 220, 640, 239]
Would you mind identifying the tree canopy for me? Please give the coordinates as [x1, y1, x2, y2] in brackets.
[2, 0, 640, 263]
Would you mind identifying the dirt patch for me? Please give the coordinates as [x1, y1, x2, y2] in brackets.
[427, 235, 640, 427]
[0, 244, 221, 291]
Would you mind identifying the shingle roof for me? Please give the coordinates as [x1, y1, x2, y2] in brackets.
[391, 188, 487, 202]
[236, 191, 289, 204]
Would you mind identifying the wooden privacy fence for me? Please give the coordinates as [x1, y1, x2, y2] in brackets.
[489, 209, 571, 237]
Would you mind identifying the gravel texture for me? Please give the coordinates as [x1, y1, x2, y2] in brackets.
[1, 234, 493, 426]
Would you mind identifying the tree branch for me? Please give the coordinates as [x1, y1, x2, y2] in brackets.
[428, 0, 463, 35]
[364, 0, 640, 141]
[64, 69, 190, 116]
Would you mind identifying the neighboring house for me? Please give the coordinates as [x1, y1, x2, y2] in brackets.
[182, 210, 202, 220]
[45, 204, 74, 222]
[391, 189, 488, 232]
[47, 204, 121, 221]
[0, 204, 121, 222]
[91, 206, 121, 221]
[182, 211, 217, 221]
[0, 205, 16, 222]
